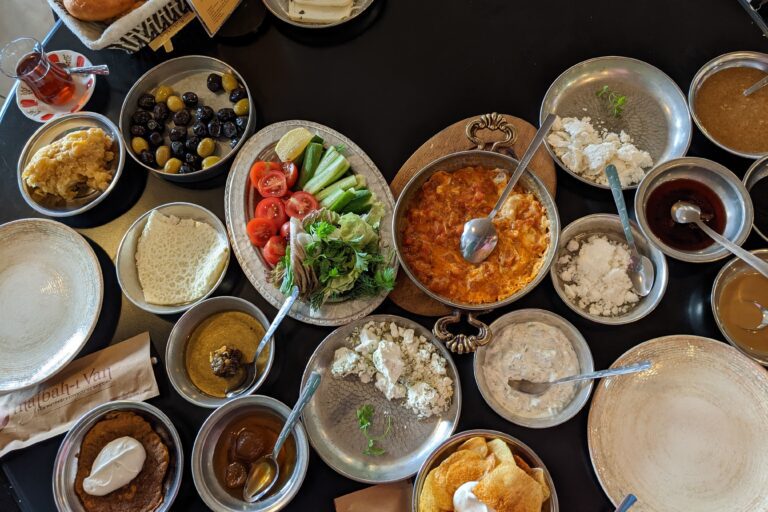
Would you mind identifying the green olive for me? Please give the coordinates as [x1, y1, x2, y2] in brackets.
[202, 156, 221, 169]
[155, 145, 171, 167]
[221, 73, 239, 92]
[233, 98, 249, 117]
[131, 136, 149, 154]
[154, 85, 173, 103]
[164, 157, 182, 174]
[197, 138, 215, 157]
[166, 95, 184, 112]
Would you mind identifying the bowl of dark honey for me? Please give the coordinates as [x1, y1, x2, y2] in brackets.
[635, 157, 753, 263]
[744, 156, 768, 244]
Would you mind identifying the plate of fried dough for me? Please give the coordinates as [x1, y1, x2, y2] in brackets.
[413, 429, 558, 512]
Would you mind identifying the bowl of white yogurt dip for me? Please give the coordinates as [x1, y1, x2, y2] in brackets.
[474, 309, 594, 429]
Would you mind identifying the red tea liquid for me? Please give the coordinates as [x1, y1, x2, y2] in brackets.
[16, 52, 75, 106]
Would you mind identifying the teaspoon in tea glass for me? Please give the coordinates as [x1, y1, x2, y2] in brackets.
[507, 361, 652, 396]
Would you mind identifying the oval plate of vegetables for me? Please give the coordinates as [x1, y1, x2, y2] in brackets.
[225, 120, 398, 326]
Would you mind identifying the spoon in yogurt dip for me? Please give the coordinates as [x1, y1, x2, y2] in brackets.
[508, 360, 652, 396]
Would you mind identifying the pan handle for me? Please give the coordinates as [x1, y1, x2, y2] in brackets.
[465, 113, 517, 152]
[433, 311, 493, 354]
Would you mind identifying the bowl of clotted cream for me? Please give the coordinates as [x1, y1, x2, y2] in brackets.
[473, 309, 594, 429]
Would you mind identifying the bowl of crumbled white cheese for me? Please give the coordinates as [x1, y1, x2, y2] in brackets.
[540, 56, 692, 189]
[550, 214, 668, 325]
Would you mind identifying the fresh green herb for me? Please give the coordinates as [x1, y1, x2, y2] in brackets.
[596, 85, 627, 117]
[356, 404, 392, 456]
[309, 220, 335, 240]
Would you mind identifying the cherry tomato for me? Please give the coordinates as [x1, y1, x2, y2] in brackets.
[284, 191, 318, 219]
[257, 170, 288, 197]
[281, 161, 299, 189]
[249, 161, 281, 188]
[280, 221, 291, 240]
[246, 218, 276, 247]
[255, 197, 287, 230]
[262, 236, 287, 266]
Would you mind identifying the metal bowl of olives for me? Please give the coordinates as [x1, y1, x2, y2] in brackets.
[119, 55, 256, 183]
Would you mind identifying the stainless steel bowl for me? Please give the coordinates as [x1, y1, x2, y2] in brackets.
[17, 112, 125, 217]
[262, 0, 375, 28]
[540, 56, 692, 190]
[711, 249, 768, 366]
[119, 56, 255, 183]
[53, 400, 183, 512]
[165, 296, 275, 408]
[412, 429, 559, 512]
[474, 309, 594, 428]
[192, 395, 309, 512]
[634, 157, 754, 263]
[744, 156, 768, 243]
[115, 202, 230, 315]
[689, 51, 768, 159]
[550, 214, 668, 325]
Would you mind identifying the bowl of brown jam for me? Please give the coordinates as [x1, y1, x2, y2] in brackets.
[635, 157, 753, 262]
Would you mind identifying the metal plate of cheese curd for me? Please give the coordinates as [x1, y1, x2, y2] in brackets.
[300, 314, 461, 483]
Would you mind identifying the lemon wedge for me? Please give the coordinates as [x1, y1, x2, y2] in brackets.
[275, 127, 314, 162]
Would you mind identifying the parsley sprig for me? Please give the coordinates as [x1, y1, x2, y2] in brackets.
[356, 404, 392, 456]
[596, 85, 627, 118]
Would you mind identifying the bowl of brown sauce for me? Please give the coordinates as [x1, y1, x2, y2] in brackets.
[744, 156, 768, 243]
[191, 395, 309, 511]
[635, 157, 753, 263]
[165, 296, 274, 408]
[689, 51, 768, 159]
[712, 249, 768, 365]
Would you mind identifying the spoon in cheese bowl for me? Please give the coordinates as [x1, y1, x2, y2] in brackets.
[508, 360, 652, 396]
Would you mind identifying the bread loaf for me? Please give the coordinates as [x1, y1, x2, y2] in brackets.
[63, 0, 144, 22]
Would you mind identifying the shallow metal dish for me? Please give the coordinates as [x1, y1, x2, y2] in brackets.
[634, 157, 753, 263]
[262, 0, 374, 28]
[192, 395, 309, 512]
[540, 56, 691, 190]
[412, 429, 559, 512]
[300, 314, 461, 483]
[711, 249, 768, 366]
[53, 400, 184, 512]
[115, 202, 230, 315]
[119, 56, 255, 183]
[17, 112, 125, 217]
[0, 218, 102, 392]
[744, 156, 768, 243]
[474, 309, 594, 428]
[224, 120, 396, 326]
[550, 214, 668, 325]
[689, 51, 768, 159]
[165, 296, 275, 408]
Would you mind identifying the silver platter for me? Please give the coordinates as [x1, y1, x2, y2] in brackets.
[300, 314, 461, 483]
[262, 0, 374, 29]
[224, 120, 397, 326]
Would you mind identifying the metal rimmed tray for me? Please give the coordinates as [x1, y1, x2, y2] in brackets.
[299, 314, 461, 483]
[540, 55, 691, 189]
[0, 218, 103, 392]
[224, 120, 397, 326]
[262, 0, 375, 28]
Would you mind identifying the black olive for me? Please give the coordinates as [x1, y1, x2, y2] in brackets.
[181, 91, 199, 108]
[139, 149, 156, 167]
[206, 73, 222, 92]
[230, 137, 240, 148]
[195, 105, 214, 123]
[178, 163, 194, 174]
[169, 127, 186, 142]
[229, 87, 247, 103]
[130, 124, 147, 137]
[173, 109, 191, 126]
[185, 152, 202, 168]
[222, 121, 237, 139]
[216, 108, 236, 122]
[153, 102, 169, 122]
[191, 122, 208, 138]
[235, 116, 248, 134]
[148, 132, 164, 147]
[146, 119, 162, 133]
[207, 119, 222, 138]
[131, 110, 152, 126]
[137, 93, 155, 110]
[185, 136, 201, 153]
[171, 141, 186, 157]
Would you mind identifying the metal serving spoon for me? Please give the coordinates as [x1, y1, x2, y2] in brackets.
[225, 286, 300, 398]
[65, 64, 110, 76]
[743, 75, 768, 97]
[604, 164, 654, 296]
[735, 301, 768, 331]
[615, 494, 638, 512]
[243, 371, 321, 502]
[670, 201, 768, 279]
[507, 361, 652, 396]
[460, 113, 557, 264]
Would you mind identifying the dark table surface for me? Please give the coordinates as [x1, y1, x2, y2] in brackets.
[1, 1, 767, 511]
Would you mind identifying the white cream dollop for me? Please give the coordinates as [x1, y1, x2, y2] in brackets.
[453, 481, 496, 512]
[83, 436, 146, 496]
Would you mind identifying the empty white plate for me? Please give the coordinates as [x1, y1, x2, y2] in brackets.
[0, 219, 103, 392]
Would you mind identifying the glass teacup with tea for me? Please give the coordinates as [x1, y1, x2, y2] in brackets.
[0, 37, 75, 106]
